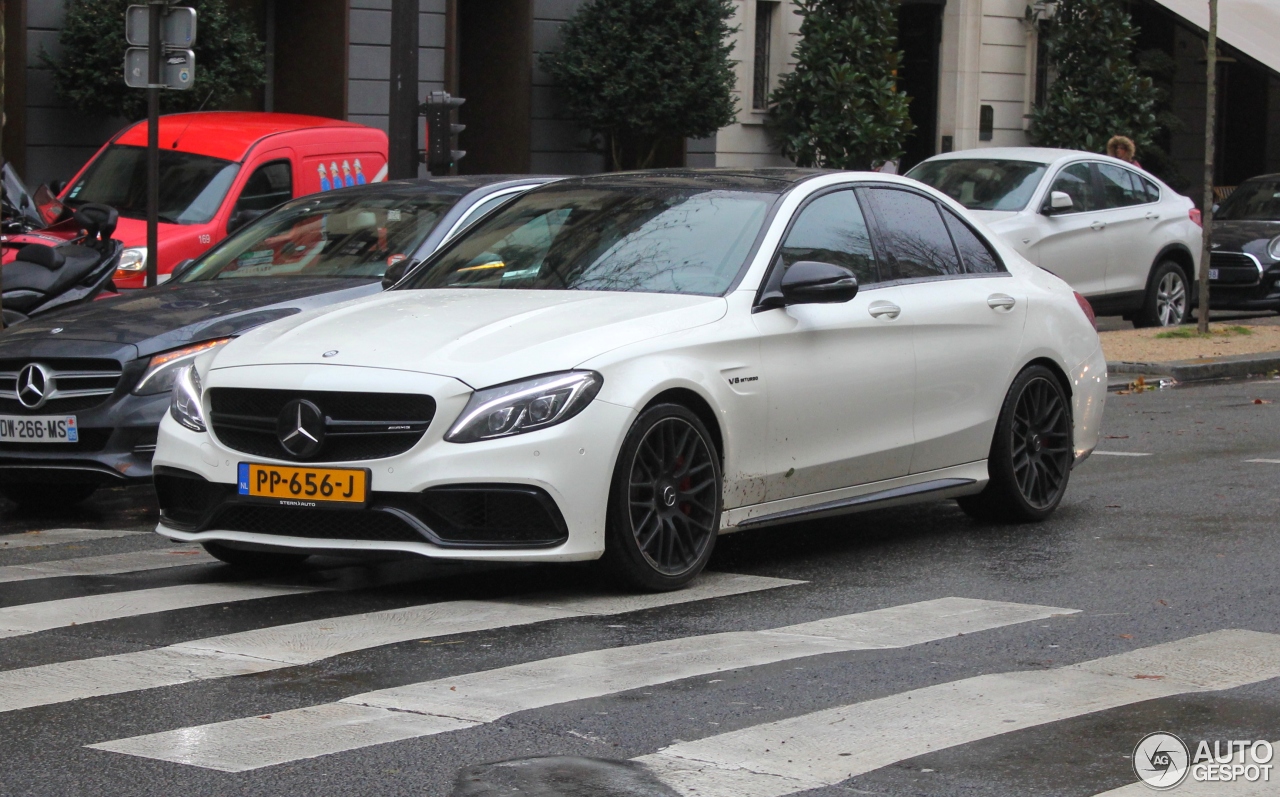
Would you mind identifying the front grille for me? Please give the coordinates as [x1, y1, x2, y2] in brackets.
[1209, 252, 1264, 286]
[211, 504, 426, 543]
[0, 428, 113, 453]
[208, 388, 436, 463]
[0, 358, 123, 414]
[419, 486, 568, 544]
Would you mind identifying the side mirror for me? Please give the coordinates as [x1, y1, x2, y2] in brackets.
[49, 180, 67, 196]
[780, 261, 859, 305]
[170, 259, 196, 281]
[227, 208, 267, 234]
[381, 257, 417, 289]
[1043, 191, 1073, 215]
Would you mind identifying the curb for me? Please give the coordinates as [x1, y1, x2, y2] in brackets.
[1108, 352, 1280, 386]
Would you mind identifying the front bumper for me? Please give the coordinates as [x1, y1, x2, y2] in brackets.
[153, 365, 635, 562]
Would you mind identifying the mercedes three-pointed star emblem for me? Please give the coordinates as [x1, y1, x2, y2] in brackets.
[276, 399, 326, 459]
[16, 363, 52, 410]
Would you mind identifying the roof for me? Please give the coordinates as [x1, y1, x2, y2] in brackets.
[1150, 0, 1280, 78]
[308, 174, 560, 199]
[921, 147, 1095, 166]
[113, 112, 372, 163]
[552, 168, 832, 194]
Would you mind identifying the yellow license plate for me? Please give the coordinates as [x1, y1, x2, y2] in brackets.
[237, 463, 369, 505]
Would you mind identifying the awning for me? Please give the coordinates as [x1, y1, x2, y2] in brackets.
[1148, 0, 1280, 76]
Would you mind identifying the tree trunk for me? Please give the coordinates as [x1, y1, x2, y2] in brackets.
[1197, 0, 1217, 334]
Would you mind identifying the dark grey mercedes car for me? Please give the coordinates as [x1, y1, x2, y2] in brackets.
[0, 175, 553, 510]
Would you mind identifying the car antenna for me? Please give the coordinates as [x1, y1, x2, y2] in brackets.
[170, 90, 216, 149]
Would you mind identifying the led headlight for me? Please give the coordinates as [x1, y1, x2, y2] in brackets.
[169, 364, 207, 432]
[133, 338, 231, 395]
[116, 247, 147, 273]
[1268, 235, 1280, 261]
[446, 371, 602, 443]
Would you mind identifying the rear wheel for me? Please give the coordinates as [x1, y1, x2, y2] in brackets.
[1133, 260, 1190, 328]
[958, 365, 1073, 523]
[602, 404, 721, 592]
[201, 541, 310, 569]
[0, 483, 97, 510]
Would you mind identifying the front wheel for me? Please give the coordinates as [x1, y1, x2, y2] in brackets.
[1133, 260, 1190, 328]
[602, 404, 721, 592]
[201, 541, 310, 569]
[958, 365, 1073, 523]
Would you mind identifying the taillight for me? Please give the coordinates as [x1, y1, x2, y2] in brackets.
[1074, 291, 1097, 330]
[1189, 208, 1203, 227]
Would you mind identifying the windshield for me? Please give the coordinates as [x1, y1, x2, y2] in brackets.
[401, 185, 774, 296]
[179, 190, 461, 282]
[1216, 180, 1280, 221]
[906, 159, 1047, 212]
[64, 144, 240, 224]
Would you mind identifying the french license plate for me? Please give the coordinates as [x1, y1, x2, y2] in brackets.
[237, 462, 369, 506]
[1209, 268, 1219, 280]
[0, 415, 78, 444]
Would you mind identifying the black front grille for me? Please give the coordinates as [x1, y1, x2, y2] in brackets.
[156, 468, 236, 527]
[1209, 252, 1263, 285]
[0, 429, 113, 453]
[208, 388, 436, 463]
[0, 358, 123, 415]
[211, 504, 426, 543]
[419, 486, 568, 544]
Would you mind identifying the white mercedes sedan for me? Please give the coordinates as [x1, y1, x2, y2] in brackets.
[152, 169, 1107, 590]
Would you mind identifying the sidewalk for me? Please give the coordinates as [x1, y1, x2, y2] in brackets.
[1102, 322, 1280, 390]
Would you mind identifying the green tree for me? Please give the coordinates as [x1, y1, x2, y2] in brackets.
[1029, 0, 1160, 156]
[540, 0, 737, 171]
[767, 0, 911, 170]
[45, 0, 265, 121]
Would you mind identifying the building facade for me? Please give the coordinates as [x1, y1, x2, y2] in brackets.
[8, 0, 1280, 191]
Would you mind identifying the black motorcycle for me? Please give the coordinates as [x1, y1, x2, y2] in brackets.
[1, 204, 123, 328]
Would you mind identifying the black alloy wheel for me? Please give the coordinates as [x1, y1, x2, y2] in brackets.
[201, 541, 310, 569]
[604, 404, 721, 591]
[958, 365, 1073, 522]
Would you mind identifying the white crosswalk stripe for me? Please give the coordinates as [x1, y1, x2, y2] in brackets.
[637, 629, 1280, 797]
[0, 546, 216, 583]
[0, 582, 321, 639]
[87, 597, 1074, 771]
[0, 572, 798, 714]
[0, 528, 145, 549]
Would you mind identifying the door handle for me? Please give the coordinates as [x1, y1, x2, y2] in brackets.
[1090, 221, 1107, 231]
[1145, 212, 1160, 220]
[868, 301, 901, 319]
[987, 294, 1016, 311]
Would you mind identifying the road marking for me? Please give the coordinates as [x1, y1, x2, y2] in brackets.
[88, 597, 1073, 771]
[1245, 459, 1280, 464]
[1092, 743, 1278, 796]
[1092, 452, 1153, 457]
[1, 572, 797, 714]
[0, 528, 145, 549]
[0, 582, 320, 639]
[636, 629, 1280, 797]
[0, 547, 217, 584]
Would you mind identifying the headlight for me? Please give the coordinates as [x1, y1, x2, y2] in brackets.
[169, 364, 206, 432]
[445, 371, 602, 443]
[1269, 235, 1280, 261]
[116, 247, 147, 273]
[133, 338, 231, 395]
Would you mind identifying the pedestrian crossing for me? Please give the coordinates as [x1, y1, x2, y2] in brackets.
[3, 527, 1278, 796]
[0, 527, 145, 549]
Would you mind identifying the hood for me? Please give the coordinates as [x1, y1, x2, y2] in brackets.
[967, 209, 1022, 227]
[0, 278, 382, 359]
[1211, 219, 1280, 253]
[213, 289, 728, 388]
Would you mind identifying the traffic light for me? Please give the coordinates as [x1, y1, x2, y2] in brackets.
[421, 91, 466, 176]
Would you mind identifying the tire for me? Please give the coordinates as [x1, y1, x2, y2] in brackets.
[1133, 260, 1190, 328]
[201, 541, 310, 569]
[602, 403, 721, 592]
[958, 365, 1073, 523]
[0, 483, 97, 510]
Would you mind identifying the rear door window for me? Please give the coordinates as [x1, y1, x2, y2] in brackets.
[1097, 163, 1147, 208]
[863, 187, 963, 280]
[940, 207, 1005, 274]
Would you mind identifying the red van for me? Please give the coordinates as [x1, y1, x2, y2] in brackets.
[57, 112, 389, 289]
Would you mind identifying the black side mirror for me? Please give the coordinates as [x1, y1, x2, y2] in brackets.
[780, 261, 859, 305]
[382, 258, 417, 289]
[169, 259, 196, 281]
[227, 208, 267, 234]
[49, 180, 67, 196]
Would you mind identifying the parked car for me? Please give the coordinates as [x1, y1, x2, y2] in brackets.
[907, 148, 1201, 327]
[150, 169, 1106, 590]
[0, 175, 553, 510]
[1205, 174, 1280, 311]
[55, 111, 390, 289]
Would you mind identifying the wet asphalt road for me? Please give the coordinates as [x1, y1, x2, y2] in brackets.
[0, 378, 1278, 797]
